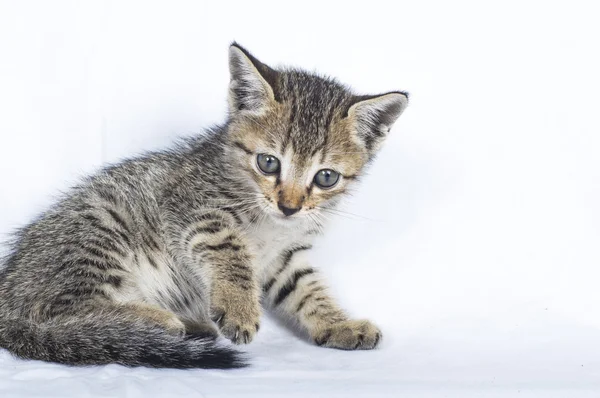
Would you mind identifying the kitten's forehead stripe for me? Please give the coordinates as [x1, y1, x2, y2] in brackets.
[281, 93, 296, 152]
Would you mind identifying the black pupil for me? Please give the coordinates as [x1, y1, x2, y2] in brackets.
[265, 157, 276, 170]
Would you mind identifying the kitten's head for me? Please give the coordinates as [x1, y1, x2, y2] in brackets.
[225, 43, 408, 224]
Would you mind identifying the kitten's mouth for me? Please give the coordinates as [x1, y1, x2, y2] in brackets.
[267, 208, 304, 224]
[275, 213, 295, 220]
[259, 199, 305, 224]
[273, 212, 296, 221]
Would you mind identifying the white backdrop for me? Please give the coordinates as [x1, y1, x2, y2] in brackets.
[1, 1, 599, 397]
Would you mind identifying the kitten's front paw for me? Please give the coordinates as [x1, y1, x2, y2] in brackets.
[313, 319, 381, 350]
[211, 294, 261, 344]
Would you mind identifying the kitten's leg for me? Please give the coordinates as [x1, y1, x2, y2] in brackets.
[166, 209, 260, 344]
[262, 246, 381, 350]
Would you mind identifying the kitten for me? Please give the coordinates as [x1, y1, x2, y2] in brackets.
[0, 43, 408, 368]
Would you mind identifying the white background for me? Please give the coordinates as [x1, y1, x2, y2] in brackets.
[1, 1, 599, 397]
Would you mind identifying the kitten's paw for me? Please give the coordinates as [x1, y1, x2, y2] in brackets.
[183, 320, 219, 339]
[163, 317, 187, 337]
[313, 319, 381, 350]
[127, 303, 186, 337]
[210, 297, 261, 344]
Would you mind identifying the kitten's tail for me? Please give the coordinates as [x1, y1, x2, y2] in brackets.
[0, 310, 245, 369]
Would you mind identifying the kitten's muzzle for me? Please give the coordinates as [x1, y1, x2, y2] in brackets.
[277, 202, 301, 217]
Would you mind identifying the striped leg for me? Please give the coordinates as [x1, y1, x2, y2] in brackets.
[262, 246, 382, 350]
[168, 209, 261, 345]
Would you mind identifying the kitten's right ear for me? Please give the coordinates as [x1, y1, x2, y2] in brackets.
[228, 43, 279, 116]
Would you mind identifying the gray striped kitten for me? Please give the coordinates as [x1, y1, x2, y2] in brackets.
[0, 43, 408, 368]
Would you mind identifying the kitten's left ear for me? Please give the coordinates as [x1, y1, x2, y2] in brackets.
[347, 91, 409, 150]
[228, 43, 279, 116]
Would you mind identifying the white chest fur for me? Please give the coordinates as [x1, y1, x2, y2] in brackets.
[245, 216, 313, 281]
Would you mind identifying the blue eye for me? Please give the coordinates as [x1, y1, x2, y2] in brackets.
[257, 154, 280, 175]
[314, 169, 340, 189]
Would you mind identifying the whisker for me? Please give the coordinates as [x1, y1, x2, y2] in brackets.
[316, 206, 380, 222]
[326, 151, 370, 155]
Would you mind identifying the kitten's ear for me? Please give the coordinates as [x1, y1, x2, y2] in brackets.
[228, 43, 278, 116]
[347, 91, 409, 150]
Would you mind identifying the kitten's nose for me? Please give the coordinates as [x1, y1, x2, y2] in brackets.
[277, 202, 301, 217]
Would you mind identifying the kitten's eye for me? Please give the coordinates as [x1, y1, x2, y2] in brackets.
[314, 169, 340, 189]
[257, 154, 281, 175]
